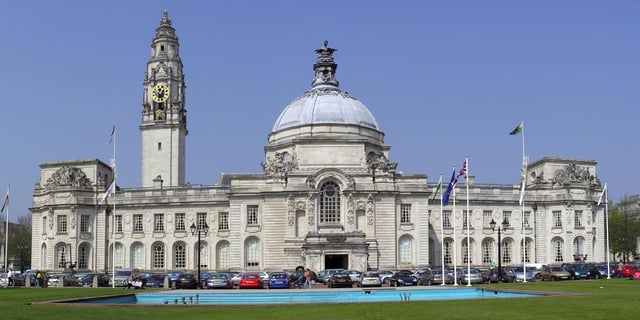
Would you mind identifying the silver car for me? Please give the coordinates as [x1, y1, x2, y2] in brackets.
[357, 271, 382, 287]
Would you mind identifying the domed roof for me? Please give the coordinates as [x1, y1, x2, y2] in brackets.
[272, 41, 380, 133]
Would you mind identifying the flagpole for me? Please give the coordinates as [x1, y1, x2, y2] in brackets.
[438, 174, 445, 286]
[111, 122, 117, 287]
[453, 185, 458, 286]
[603, 183, 611, 279]
[3, 185, 9, 275]
[465, 156, 471, 286]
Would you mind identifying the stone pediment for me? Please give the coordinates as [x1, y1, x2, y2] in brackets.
[45, 166, 92, 190]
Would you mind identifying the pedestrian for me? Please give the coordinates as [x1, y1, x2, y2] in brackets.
[7, 268, 14, 287]
[305, 268, 312, 289]
[35, 271, 42, 288]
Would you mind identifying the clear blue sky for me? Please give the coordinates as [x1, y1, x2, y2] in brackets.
[1, 1, 638, 222]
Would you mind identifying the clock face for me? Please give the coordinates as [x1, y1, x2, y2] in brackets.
[151, 84, 170, 103]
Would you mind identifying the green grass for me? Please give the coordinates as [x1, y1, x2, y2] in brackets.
[1, 279, 638, 320]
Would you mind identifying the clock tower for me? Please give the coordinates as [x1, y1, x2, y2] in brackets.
[140, 10, 187, 188]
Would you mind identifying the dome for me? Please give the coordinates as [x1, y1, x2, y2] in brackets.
[271, 41, 380, 133]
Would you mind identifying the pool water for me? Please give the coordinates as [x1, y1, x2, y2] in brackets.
[77, 288, 539, 305]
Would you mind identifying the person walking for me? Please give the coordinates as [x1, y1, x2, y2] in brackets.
[305, 268, 312, 289]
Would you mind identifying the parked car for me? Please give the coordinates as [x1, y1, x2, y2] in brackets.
[587, 263, 611, 279]
[268, 272, 291, 289]
[413, 268, 433, 286]
[143, 273, 167, 288]
[48, 273, 81, 287]
[540, 264, 571, 281]
[239, 272, 264, 289]
[378, 270, 395, 284]
[174, 273, 198, 289]
[613, 263, 638, 278]
[509, 266, 536, 282]
[561, 263, 590, 280]
[433, 268, 456, 284]
[487, 268, 515, 283]
[388, 270, 417, 287]
[319, 269, 344, 284]
[110, 268, 136, 287]
[77, 273, 110, 287]
[205, 273, 233, 289]
[343, 270, 362, 283]
[327, 272, 353, 288]
[457, 268, 484, 284]
[357, 271, 382, 287]
[231, 272, 245, 286]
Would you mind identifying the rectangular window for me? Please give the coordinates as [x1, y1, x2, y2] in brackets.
[400, 204, 411, 224]
[502, 211, 512, 227]
[57, 215, 67, 234]
[553, 211, 562, 228]
[524, 211, 531, 229]
[80, 215, 90, 233]
[463, 210, 472, 228]
[42, 217, 47, 235]
[483, 211, 492, 228]
[218, 212, 229, 230]
[247, 205, 259, 225]
[574, 210, 583, 228]
[154, 214, 164, 232]
[197, 212, 207, 229]
[443, 210, 452, 228]
[175, 213, 185, 231]
[115, 215, 123, 233]
[133, 214, 143, 232]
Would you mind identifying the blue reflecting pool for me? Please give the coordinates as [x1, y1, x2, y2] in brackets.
[74, 288, 541, 305]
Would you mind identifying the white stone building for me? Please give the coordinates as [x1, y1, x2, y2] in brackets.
[30, 12, 606, 274]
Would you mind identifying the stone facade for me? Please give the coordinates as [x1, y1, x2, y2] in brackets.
[29, 12, 606, 274]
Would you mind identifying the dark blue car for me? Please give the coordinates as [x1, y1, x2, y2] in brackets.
[268, 272, 291, 289]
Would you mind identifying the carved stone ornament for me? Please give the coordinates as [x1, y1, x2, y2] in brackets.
[366, 194, 375, 225]
[45, 166, 92, 190]
[287, 195, 295, 226]
[366, 151, 398, 178]
[551, 163, 596, 186]
[307, 193, 316, 226]
[262, 151, 298, 180]
[306, 177, 316, 190]
[347, 194, 355, 225]
[326, 235, 347, 243]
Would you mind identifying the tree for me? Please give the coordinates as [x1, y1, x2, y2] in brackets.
[608, 196, 640, 263]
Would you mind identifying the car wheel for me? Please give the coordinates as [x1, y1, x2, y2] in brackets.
[551, 277, 556, 281]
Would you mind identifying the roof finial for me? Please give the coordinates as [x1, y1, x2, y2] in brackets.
[312, 41, 339, 89]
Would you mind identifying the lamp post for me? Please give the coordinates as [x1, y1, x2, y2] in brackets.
[490, 218, 510, 282]
[190, 221, 209, 289]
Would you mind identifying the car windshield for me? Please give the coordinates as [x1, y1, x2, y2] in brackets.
[271, 273, 288, 279]
[396, 272, 412, 277]
[334, 273, 349, 279]
[551, 266, 564, 272]
[363, 272, 379, 277]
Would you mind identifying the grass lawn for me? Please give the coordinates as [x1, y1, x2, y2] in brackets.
[0, 279, 637, 320]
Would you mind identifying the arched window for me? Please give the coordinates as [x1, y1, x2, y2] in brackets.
[462, 238, 474, 264]
[320, 181, 341, 223]
[78, 243, 89, 270]
[444, 239, 453, 265]
[174, 242, 186, 269]
[195, 242, 208, 269]
[152, 243, 165, 269]
[520, 238, 533, 263]
[482, 239, 493, 264]
[41, 244, 48, 269]
[131, 243, 144, 269]
[552, 238, 564, 262]
[55, 243, 68, 270]
[216, 241, 230, 270]
[399, 236, 413, 266]
[502, 239, 512, 264]
[114, 243, 124, 269]
[245, 237, 260, 269]
[573, 237, 585, 256]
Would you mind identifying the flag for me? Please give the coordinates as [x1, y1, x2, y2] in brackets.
[109, 123, 116, 143]
[442, 167, 456, 206]
[431, 175, 443, 201]
[519, 180, 526, 206]
[100, 181, 116, 205]
[0, 189, 8, 213]
[597, 182, 607, 206]
[509, 122, 523, 135]
[456, 159, 468, 180]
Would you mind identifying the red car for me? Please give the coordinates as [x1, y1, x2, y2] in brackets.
[614, 263, 638, 278]
[238, 272, 263, 289]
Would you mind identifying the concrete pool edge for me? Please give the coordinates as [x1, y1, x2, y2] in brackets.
[34, 286, 583, 307]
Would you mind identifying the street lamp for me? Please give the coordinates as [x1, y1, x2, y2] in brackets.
[190, 221, 209, 289]
[490, 217, 510, 282]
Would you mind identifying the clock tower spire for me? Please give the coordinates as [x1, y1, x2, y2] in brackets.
[140, 10, 187, 188]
